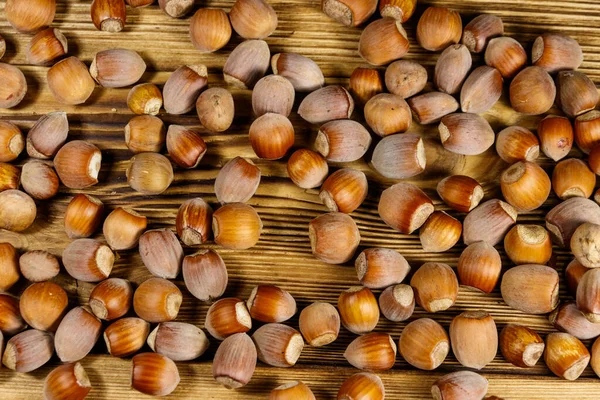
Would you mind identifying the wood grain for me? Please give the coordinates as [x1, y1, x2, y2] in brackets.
[1, 0, 600, 398]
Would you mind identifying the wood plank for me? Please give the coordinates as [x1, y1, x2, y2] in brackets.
[1, 0, 600, 398]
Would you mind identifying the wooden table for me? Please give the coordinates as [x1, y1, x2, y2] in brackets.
[1, 0, 600, 398]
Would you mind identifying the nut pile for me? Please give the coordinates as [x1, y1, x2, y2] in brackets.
[0, 0, 600, 399]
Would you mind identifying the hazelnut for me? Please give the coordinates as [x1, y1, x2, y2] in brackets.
[124, 115, 166, 154]
[344, 332, 396, 371]
[213, 203, 262, 250]
[378, 284, 414, 322]
[358, 18, 409, 66]
[249, 113, 295, 160]
[309, 212, 360, 264]
[504, 225, 552, 266]
[349, 67, 384, 105]
[434, 44, 472, 95]
[355, 248, 410, 289]
[378, 182, 433, 234]
[89, 278, 132, 320]
[0, 190, 37, 232]
[499, 324, 544, 368]
[322, 0, 377, 27]
[436, 175, 484, 213]
[139, 229, 183, 279]
[574, 110, 600, 154]
[298, 302, 340, 346]
[337, 287, 379, 334]
[385, 60, 427, 98]
[500, 264, 559, 314]
[379, 0, 417, 22]
[196, 87, 235, 132]
[205, 298, 252, 340]
[556, 71, 599, 118]
[176, 198, 213, 246]
[126, 153, 174, 194]
[319, 168, 368, 213]
[416, 7, 462, 51]
[419, 211, 462, 253]
[20, 160, 59, 200]
[5, 0, 55, 33]
[450, 311, 498, 369]
[0, 63, 27, 109]
[47, 57, 95, 105]
[158, 0, 194, 18]
[364, 93, 411, 136]
[189, 9, 232, 53]
[460, 65, 503, 114]
[407, 91, 459, 125]
[166, 125, 207, 169]
[229, 0, 278, 39]
[54, 307, 102, 362]
[147, 322, 209, 361]
[314, 119, 371, 162]
[90, 48, 146, 88]
[26, 111, 69, 159]
[0, 162, 20, 192]
[532, 33, 583, 73]
[287, 149, 328, 189]
[552, 158, 595, 200]
[500, 161, 551, 211]
[102, 207, 147, 250]
[484, 37, 527, 79]
[398, 318, 449, 370]
[127, 83, 162, 115]
[439, 113, 495, 156]
[247, 284, 296, 323]
[463, 14, 504, 53]
[457, 241, 502, 293]
[463, 199, 517, 246]
[20, 282, 68, 332]
[131, 353, 180, 396]
[432, 371, 488, 400]
[43, 362, 91, 400]
[64, 194, 104, 239]
[223, 39, 270, 89]
[298, 86, 354, 124]
[337, 373, 384, 400]
[410, 262, 458, 312]
[103, 317, 150, 357]
[19, 250, 60, 282]
[62, 238, 114, 282]
[509, 66, 556, 115]
[252, 323, 304, 367]
[0, 243, 19, 291]
[26, 28, 67, 66]
[544, 333, 589, 380]
[252, 75, 295, 117]
[91, 0, 126, 32]
[271, 52, 324, 92]
[0, 121, 24, 162]
[212, 333, 257, 389]
[133, 278, 182, 323]
[495, 126, 539, 164]
[215, 157, 261, 204]
[538, 115, 573, 161]
[183, 249, 228, 302]
[2, 329, 54, 372]
[54, 140, 101, 189]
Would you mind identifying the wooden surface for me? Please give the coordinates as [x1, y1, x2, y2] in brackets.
[1, 0, 600, 398]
